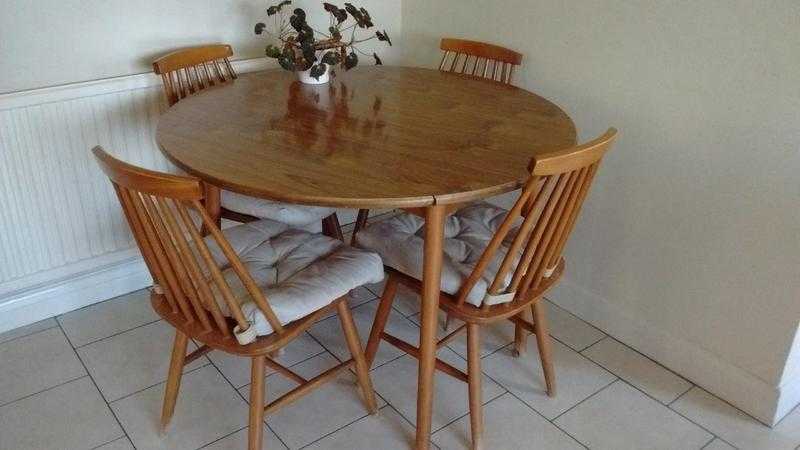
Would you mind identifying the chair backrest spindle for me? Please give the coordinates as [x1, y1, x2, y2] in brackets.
[440, 38, 522, 85]
[153, 44, 238, 106]
[92, 146, 283, 340]
[454, 129, 618, 308]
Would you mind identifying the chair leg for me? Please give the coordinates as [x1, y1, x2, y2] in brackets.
[364, 274, 399, 367]
[337, 301, 378, 414]
[350, 209, 370, 246]
[161, 330, 189, 433]
[467, 323, 483, 450]
[512, 309, 530, 357]
[322, 213, 344, 241]
[248, 355, 266, 450]
[532, 302, 556, 397]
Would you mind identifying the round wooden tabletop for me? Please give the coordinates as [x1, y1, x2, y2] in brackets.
[156, 66, 576, 208]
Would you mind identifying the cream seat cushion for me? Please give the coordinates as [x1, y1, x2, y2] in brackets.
[221, 190, 337, 230]
[201, 219, 384, 336]
[355, 202, 523, 307]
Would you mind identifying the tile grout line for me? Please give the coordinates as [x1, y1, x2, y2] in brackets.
[577, 334, 608, 353]
[551, 378, 619, 422]
[581, 334, 695, 393]
[501, 389, 590, 450]
[575, 353, 726, 445]
[56, 320, 136, 449]
[90, 435, 130, 450]
[0, 373, 89, 409]
[107, 362, 211, 405]
[0, 321, 60, 346]
[66, 317, 163, 350]
[668, 384, 695, 406]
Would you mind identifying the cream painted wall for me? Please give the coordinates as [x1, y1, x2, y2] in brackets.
[0, 0, 402, 93]
[401, 0, 800, 424]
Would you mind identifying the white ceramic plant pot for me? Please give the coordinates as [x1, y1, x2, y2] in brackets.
[297, 67, 330, 85]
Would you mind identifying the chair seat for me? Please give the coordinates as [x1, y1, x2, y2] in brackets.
[222, 190, 337, 227]
[200, 219, 384, 336]
[356, 202, 522, 307]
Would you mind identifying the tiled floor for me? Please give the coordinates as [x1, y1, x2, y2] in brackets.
[1, 286, 798, 450]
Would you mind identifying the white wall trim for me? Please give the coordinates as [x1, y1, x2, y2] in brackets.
[0, 57, 273, 111]
[548, 277, 792, 426]
[0, 256, 152, 334]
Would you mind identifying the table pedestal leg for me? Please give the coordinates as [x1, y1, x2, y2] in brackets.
[416, 204, 445, 450]
[202, 183, 221, 235]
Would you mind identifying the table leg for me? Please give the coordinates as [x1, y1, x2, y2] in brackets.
[416, 204, 446, 450]
[202, 183, 221, 235]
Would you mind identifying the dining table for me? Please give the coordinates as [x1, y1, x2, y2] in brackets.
[156, 65, 576, 449]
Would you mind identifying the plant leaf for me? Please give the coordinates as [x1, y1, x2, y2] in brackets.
[321, 51, 341, 65]
[373, 53, 383, 65]
[375, 30, 392, 46]
[255, 23, 266, 35]
[359, 7, 374, 27]
[267, 0, 291, 16]
[278, 55, 295, 71]
[310, 63, 328, 80]
[344, 51, 358, 70]
[301, 41, 317, 65]
[344, 3, 366, 27]
[265, 44, 282, 58]
[289, 9, 307, 32]
[329, 26, 342, 41]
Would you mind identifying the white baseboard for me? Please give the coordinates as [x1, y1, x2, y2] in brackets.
[0, 257, 152, 334]
[548, 277, 794, 426]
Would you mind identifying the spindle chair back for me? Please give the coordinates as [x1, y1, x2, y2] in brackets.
[439, 38, 523, 84]
[93, 147, 377, 450]
[350, 38, 525, 245]
[152, 44, 238, 107]
[362, 129, 617, 450]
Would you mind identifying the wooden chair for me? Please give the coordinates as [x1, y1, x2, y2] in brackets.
[349, 38, 524, 246]
[152, 44, 343, 238]
[92, 146, 379, 450]
[357, 129, 617, 450]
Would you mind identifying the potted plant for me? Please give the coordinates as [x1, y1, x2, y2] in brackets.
[255, 1, 392, 84]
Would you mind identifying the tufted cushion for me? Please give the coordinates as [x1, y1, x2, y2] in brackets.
[199, 219, 384, 336]
[222, 190, 337, 229]
[355, 202, 523, 307]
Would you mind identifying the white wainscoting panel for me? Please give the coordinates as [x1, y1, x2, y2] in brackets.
[0, 58, 280, 333]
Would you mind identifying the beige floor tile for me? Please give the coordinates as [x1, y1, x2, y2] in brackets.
[0, 377, 123, 450]
[582, 337, 692, 404]
[0, 326, 86, 405]
[208, 332, 325, 388]
[671, 387, 800, 450]
[0, 317, 58, 345]
[202, 425, 287, 450]
[112, 365, 248, 450]
[59, 289, 159, 347]
[78, 320, 206, 401]
[308, 299, 419, 369]
[433, 393, 583, 450]
[96, 437, 135, 450]
[370, 347, 505, 432]
[238, 352, 386, 449]
[545, 299, 606, 351]
[482, 335, 615, 419]
[702, 438, 736, 450]
[389, 283, 423, 317]
[555, 381, 712, 450]
[305, 405, 417, 450]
